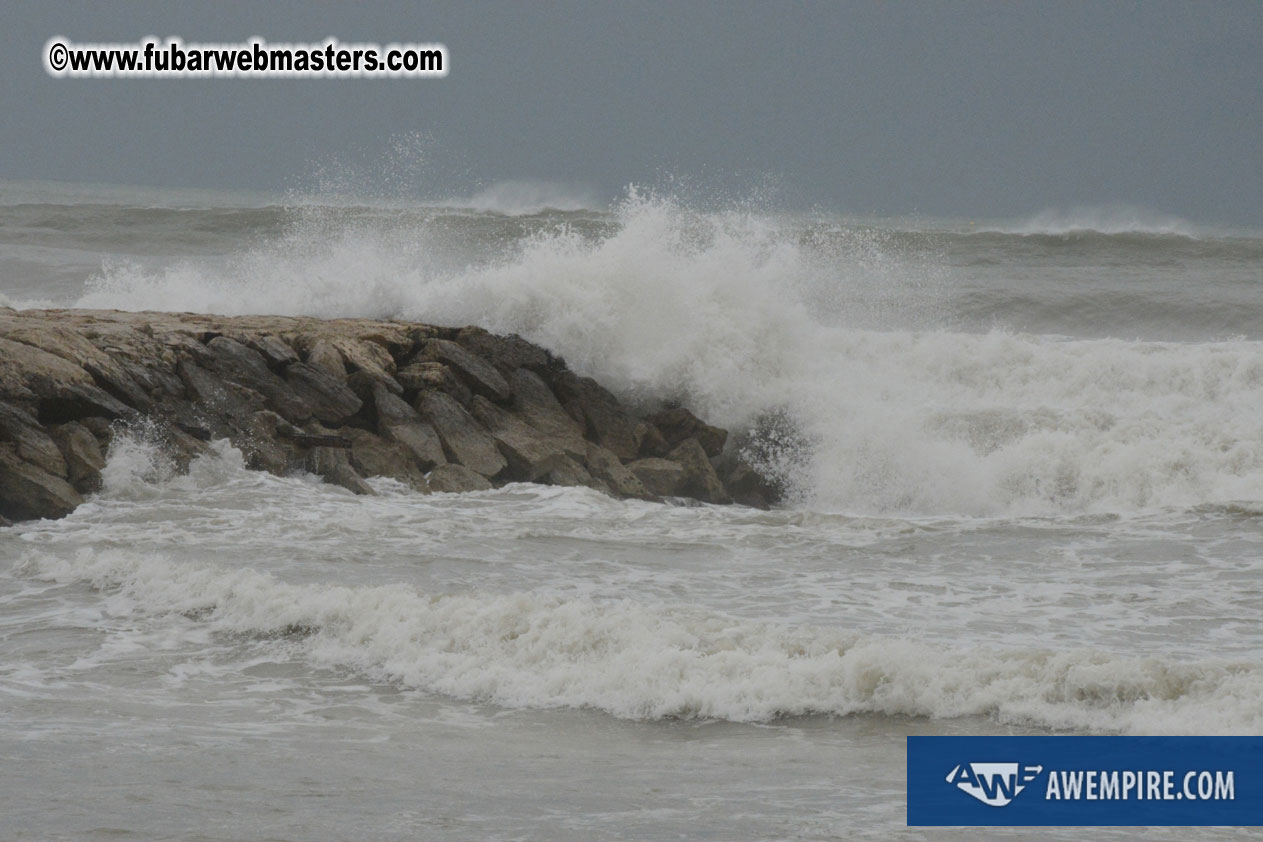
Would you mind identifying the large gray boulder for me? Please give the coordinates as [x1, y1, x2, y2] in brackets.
[416, 339, 512, 403]
[396, 360, 472, 406]
[229, 333, 298, 369]
[667, 438, 731, 504]
[711, 449, 779, 509]
[345, 368, 405, 403]
[454, 326, 553, 374]
[386, 422, 446, 472]
[204, 336, 310, 424]
[0, 444, 83, 521]
[0, 336, 132, 421]
[0, 403, 67, 478]
[345, 428, 430, 491]
[508, 368, 588, 459]
[285, 362, 363, 424]
[301, 445, 374, 496]
[372, 383, 446, 470]
[585, 443, 655, 500]
[51, 422, 106, 494]
[649, 407, 728, 457]
[634, 420, 670, 457]
[305, 339, 348, 381]
[240, 410, 297, 475]
[301, 336, 397, 384]
[470, 395, 570, 481]
[177, 360, 266, 429]
[414, 391, 507, 478]
[427, 463, 494, 493]
[541, 454, 602, 490]
[554, 373, 641, 461]
[1, 323, 152, 409]
[627, 457, 686, 498]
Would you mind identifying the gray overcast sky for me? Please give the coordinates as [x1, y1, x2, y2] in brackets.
[2, 1, 1261, 223]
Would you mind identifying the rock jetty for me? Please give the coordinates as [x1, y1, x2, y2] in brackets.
[0, 308, 778, 524]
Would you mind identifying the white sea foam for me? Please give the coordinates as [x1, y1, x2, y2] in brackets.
[19, 547, 1262, 733]
[72, 190, 1263, 515]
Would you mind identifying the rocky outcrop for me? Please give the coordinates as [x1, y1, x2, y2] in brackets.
[0, 308, 780, 523]
[0, 445, 82, 520]
[586, 443, 654, 500]
[553, 373, 642, 461]
[415, 391, 507, 478]
[648, 407, 728, 458]
[426, 463, 493, 493]
[50, 422, 105, 493]
[665, 438, 731, 505]
[627, 457, 685, 498]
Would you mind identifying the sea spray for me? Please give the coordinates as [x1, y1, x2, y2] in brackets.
[60, 190, 1263, 515]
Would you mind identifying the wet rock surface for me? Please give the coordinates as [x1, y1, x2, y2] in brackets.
[0, 308, 780, 522]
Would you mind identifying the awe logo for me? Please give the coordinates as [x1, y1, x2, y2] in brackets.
[946, 762, 1044, 807]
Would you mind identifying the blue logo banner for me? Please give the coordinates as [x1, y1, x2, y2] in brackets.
[908, 737, 1263, 826]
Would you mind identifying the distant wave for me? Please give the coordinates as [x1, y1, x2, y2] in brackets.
[21, 546, 1263, 733]
[0, 203, 295, 259]
[441, 179, 603, 215]
[982, 205, 1201, 237]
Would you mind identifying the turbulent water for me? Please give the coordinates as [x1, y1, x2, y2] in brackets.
[2, 179, 1262, 840]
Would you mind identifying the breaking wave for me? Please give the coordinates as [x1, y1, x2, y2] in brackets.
[56, 190, 1263, 515]
[21, 547, 1262, 733]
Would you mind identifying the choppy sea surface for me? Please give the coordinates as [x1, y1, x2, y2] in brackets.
[2, 179, 1262, 840]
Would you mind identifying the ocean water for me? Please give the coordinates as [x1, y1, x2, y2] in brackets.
[2, 179, 1263, 839]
